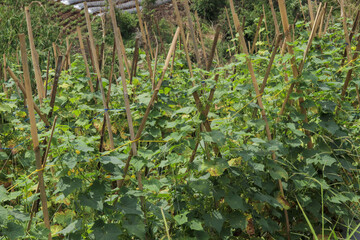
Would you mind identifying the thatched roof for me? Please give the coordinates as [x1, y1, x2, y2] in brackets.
[59, 0, 171, 14]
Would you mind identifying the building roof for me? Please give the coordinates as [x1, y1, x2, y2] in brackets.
[59, 0, 171, 15]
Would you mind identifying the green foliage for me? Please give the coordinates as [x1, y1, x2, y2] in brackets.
[192, 0, 226, 21]
[1, 2, 360, 240]
[115, 10, 139, 40]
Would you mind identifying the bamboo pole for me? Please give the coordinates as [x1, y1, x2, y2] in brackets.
[269, 0, 280, 36]
[262, 5, 270, 44]
[324, 7, 333, 34]
[118, 28, 132, 79]
[25, 6, 45, 103]
[44, 51, 51, 97]
[66, 37, 71, 70]
[341, 10, 360, 66]
[84, 2, 115, 149]
[206, 25, 221, 71]
[229, 1, 290, 239]
[52, 43, 58, 67]
[144, 21, 154, 59]
[118, 28, 180, 190]
[341, 35, 360, 101]
[341, 0, 352, 62]
[251, 15, 264, 54]
[195, 11, 208, 63]
[3, 54, 8, 97]
[7, 68, 50, 127]
[183, 0, 200, 64]
[153, 39, 159, 83]
[77, 26, 94, 92]
[308, 0, 315, 29]
[48, 56, 63, 119]
[19, 33, 51, 240]
[225, 7, 237, 54]
[27, 116, 58, 232]
[173, 0, 221, 156]
[135, 0, 154, 88]
[130, 38, 140, 85]
[298, 0, 307, 23]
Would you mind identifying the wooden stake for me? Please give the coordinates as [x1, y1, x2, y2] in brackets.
[341, 0, 352, 62]
[225, 7, 237, 54]
[135, 0, 154, 88]
[341, 10, 360, 66]
[173, 0, 221, 156]
[3, 54, 8, 97]
[52, 43, 58, 67]
[25, 6, 45, 102]
[269, 0, 280, 36]
[308, 0, 315, 29]
[324, 6, 333, 34]
[251, 14, 264, 54]
[118, 28, 180, 189]
[66, 37, 71, 70]
[27, 116, 58, 232]
[183, 0, 201, 64]
[84, 2, 115, 149]
[48, 56, 63, 119]
[118, 27, 132, 79]
[77, 26, 94, 92]
[144, 21, 154, 59]
[207, 25, 221, 71]
[7, 67, 50, 127]
[44, 51, 51, 97]
[19, 33, 51, 240]
[298, 0, 307, 23]
[195, 11, 208, 64]
[130, 38, 140, 85]
[262, 5, 270, 44]
[341, 35, 360, 100]
[229, 1, 290, 239]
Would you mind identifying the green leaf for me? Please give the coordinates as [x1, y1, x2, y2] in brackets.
[189, 220, 203, 231]
[0, 152, 8, 160]
[187, 85, 201, 95]
[9, 210, 29, 222]
[227, 212, 247, 230]
[4, 222, 25, 240]
[118, 196, 143, 215]
[0, 205, 8, 224]
[319, 120, 339, 135]
[174, 212, 189, 225]
[57, 220, 82, 236]
[306, 154, 336, 167]
[204, 210, 224, 234]
[189, 179, 212, 195]
[225, 193, 248, 211]
[269, 165, 289, 181]
[123, 214, 145, 239]
[57, 177, 82, 197]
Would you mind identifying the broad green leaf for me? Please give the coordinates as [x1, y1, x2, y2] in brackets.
[204, 210, 224, 234]
[57, 220, 82, 236]
[4, 222, 25, 240]
[0, 205, 8, 224]
[189, 220, 203, 231]
[225, 193, 247, 211]
[57, 177, 82, 197]
[269, 165, 289, 181]
[174, 212, 189, 225]
[123, 214, 145, 239]
[319, 120, 339, 135]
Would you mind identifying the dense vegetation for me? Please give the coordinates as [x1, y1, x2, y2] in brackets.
[1, 0, 360, 239]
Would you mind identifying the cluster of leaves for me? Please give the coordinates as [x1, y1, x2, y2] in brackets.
[1, 13, 360, 240]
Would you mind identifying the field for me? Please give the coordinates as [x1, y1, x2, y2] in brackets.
[1, 0, 360, 239]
